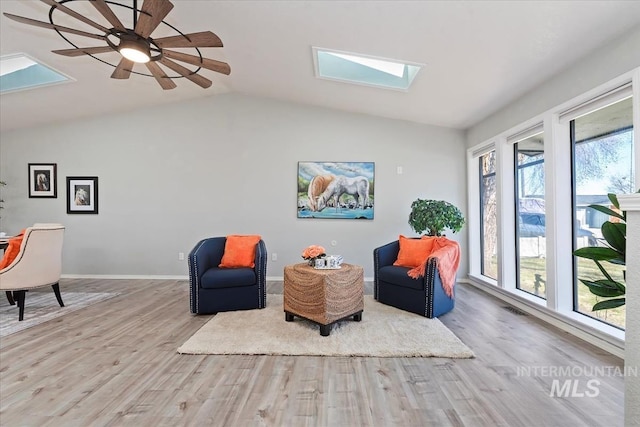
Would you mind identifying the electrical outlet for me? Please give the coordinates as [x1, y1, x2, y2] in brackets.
[178, 252, 185, 261]
[272, 253, 278, 261]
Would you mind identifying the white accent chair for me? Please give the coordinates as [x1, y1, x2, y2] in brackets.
[0, 224, 65, 321]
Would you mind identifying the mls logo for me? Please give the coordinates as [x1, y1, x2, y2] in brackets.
[550, 379, 600, 397]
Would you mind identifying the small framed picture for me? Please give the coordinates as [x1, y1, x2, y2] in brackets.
[28, 163, 57, 198]
[67, 176, 98, 214]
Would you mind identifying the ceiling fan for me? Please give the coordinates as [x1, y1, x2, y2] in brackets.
[3, 0, 230, 90]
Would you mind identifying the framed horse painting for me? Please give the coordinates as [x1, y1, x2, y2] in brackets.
[66, 176, 98, 214]
[28, 163, 57, 198]
[298, 161, 374, 219]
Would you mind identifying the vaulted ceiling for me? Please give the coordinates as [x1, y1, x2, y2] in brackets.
[1, 1, 640, 133]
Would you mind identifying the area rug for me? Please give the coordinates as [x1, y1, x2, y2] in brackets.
[0, 292, 120, 338]
[178, 295, 474, 358]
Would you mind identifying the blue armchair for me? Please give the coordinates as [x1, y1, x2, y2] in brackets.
[373, 240, 455, 318]
[188, 237, 267, 314]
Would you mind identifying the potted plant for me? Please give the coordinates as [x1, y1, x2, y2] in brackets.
[408, 199, 465, 236]
[573, 192, 630, 310]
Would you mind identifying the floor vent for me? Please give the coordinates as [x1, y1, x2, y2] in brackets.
[503, 306, 527, 316]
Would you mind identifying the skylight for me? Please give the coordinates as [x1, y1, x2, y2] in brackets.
[1, 53, 72, 94]
[313, 47, 423, 91]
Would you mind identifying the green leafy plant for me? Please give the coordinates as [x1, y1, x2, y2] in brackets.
[408, 199, 465, 236]
[573, 193, 627, 311]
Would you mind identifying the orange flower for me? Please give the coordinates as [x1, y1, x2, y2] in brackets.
[302, 245, 326, 260]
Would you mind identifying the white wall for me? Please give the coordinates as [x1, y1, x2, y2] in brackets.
[466, 25, 640, 146]
[618, 195, 640, 426]
[0, 93, 467, 278]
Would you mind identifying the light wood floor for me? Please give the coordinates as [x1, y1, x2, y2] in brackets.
[0, 279, 624, 426]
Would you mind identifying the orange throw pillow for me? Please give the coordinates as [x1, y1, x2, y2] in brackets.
[0, 230, 26, 270]
[393, 235, 436, 268]
[219, 235, 262, 268]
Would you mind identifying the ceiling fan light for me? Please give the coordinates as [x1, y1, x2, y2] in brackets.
[119, 39, 151, 63]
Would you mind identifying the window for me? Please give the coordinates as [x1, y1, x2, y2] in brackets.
[514, 132, 546, 298]
[571, 96, 633, 329]
[468, 75, 636, 345]
[0, 53, 72, 93]
[480, 151, 498, 279]
[312, 47, 423, 91]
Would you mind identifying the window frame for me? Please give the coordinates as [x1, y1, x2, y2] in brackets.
[467, 142, 498, 286]
[479, 151, 498, 280]
[466, 68, 639, 347]
[513, 129, 546, 300]
[569, 99, 633, 330]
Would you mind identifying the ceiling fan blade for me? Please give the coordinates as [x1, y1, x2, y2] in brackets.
[158, 57, 212, 89]
[162, 50, 230, 75]
[89, 0, 126, 32]
[40, 0, 108, 33]
[111, 58, 134, 79]
[145, 62, 177, 90]
[52, 46, 115, 57]
[3, 13, 105, 41]
[154, 31, 223, 48]
[135, 0, 174, 38]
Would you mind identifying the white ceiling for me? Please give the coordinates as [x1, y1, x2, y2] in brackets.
[1, 1, 640, 134]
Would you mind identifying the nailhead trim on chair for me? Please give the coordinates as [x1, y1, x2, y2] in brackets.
[373, 249, 380, 299]
[425, 258, 436, 317]
[256, 240, 266, 309]
[189, 239, 267, 313]
[189, 240, 207, 314]
[374, 241, 452, 319]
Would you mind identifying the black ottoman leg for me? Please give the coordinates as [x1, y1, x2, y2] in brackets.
[320, 324, 331, 336]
